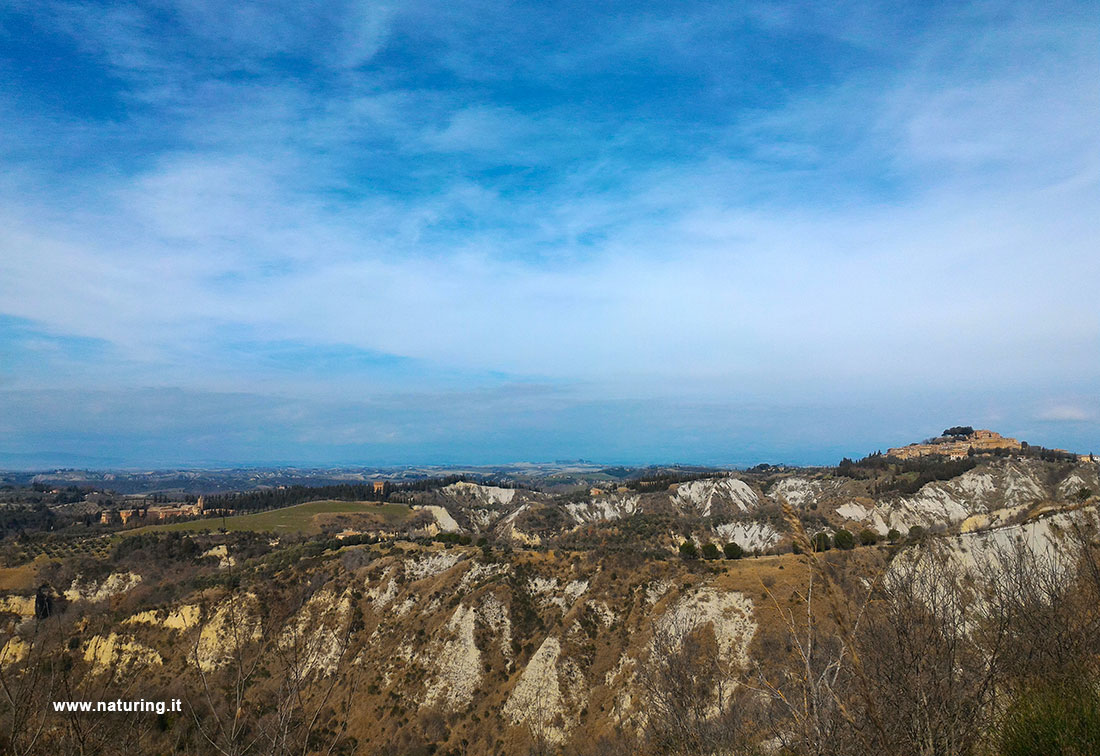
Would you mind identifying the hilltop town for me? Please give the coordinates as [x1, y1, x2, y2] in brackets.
[886, 426, 1024, 459]
[884, 425, 1091, 461]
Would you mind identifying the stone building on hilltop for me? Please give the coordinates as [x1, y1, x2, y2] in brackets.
[888, 429, 1023, 460]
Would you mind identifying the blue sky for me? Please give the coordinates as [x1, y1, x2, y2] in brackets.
[0, 0, 1097, 468]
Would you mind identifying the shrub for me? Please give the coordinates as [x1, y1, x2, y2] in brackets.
[887, 528, 902, 543]
[907, 525, 926, 542]
[998, 681, 1100, 756]
[833, 529, 855, 550]
[723, 542, 743, 559]
[679, 541, 699, 560]
[701, 542, 720, 560]
[811, 532, 831, 552]
[859, 529, 880, 546]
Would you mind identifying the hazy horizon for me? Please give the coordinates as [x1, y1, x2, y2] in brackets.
[1, 0, 1097, 466]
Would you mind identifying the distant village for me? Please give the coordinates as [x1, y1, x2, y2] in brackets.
[886, 427, 1087, 461]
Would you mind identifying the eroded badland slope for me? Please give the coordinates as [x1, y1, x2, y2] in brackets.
[2, 448, 1099, 755]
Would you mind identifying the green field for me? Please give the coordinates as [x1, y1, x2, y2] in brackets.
[125, 500, 414, 536]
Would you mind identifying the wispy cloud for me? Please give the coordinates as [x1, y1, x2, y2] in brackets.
[0, 0, 1096, 464]
[1036, 404, 1097, 423]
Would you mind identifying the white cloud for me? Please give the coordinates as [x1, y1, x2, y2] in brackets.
[1036, 404, 1096, 423]
[0, 0, 1096, 463]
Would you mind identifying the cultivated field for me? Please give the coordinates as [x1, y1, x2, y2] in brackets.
[126, 500, 414, 536]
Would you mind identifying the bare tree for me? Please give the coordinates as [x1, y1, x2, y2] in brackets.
[751, 567, 853, 756]
[54, 633, 157, 756]
[182, 568, 368, 756]
[989, 516, 1100, 689]
[637, 616, 749, 755]
[745, 499, 883, 756]
[523, 648, 558, 756]
[1, 593, 160, 756]
[259, 585, 363, 756]
[851, 544, 1008, 756]
[0, 611, 64, 756]
[185, 588, 270, 756]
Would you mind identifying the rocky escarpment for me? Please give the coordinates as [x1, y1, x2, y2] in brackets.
[414, 457, 1099, 554]
[827, 458, 1099, 536]
[1, 540, 803, 754]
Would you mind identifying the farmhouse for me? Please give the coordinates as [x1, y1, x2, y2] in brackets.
[101, 496, 209, 525]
